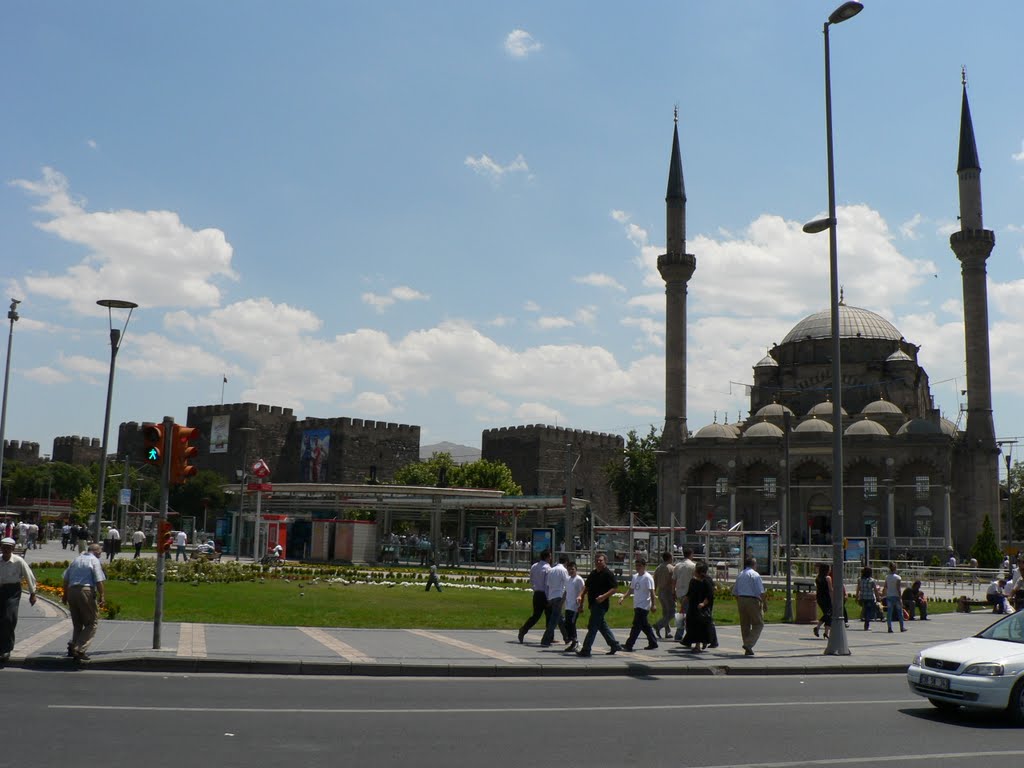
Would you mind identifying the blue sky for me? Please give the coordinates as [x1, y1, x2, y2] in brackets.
[2, 2, 1022, 469]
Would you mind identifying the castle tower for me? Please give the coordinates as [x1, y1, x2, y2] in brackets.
[658, 111, 697, 449]
[656, 111, 697, 529]
[949, 74, 1000, 545]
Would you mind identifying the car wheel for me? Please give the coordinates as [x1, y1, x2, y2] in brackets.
[928, 698, 958, 712]
[1006, 679, 1024, 725]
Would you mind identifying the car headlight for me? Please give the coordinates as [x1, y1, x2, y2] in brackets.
[913, 652, 923, 667]
[962, 662, 1004, 676]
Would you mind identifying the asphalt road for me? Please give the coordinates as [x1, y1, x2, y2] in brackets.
[8, 670, 1022, 767]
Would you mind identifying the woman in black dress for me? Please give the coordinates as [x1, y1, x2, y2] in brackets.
[681, 563, 715, 652]
[813, 562, 832, 639]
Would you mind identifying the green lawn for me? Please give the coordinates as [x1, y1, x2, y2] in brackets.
[33, 566, 952, 628]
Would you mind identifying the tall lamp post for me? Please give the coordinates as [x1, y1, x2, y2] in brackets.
[94, 299, 138, 543]
[802, 0, 863, 656]
[0, 299, 22, 505]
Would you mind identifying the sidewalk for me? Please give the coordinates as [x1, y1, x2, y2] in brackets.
[6, 591, 1000, 677]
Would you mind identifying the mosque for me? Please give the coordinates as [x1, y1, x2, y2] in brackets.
[655, 82, 1000, 555]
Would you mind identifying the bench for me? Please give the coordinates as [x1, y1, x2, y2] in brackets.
[956, 596, 1000, 613]
[189, 549, 222, 563]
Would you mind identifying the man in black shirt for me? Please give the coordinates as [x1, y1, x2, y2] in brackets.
[576, 552, 622, 657]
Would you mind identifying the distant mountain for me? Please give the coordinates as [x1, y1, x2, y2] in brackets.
[420, 441, 481, 464]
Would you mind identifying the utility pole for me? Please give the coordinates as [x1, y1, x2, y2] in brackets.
[153, 416, 173, 650]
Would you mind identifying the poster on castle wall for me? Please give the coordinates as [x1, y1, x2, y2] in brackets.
[209, 415, 230, 454]
[300, 428, 331, 482]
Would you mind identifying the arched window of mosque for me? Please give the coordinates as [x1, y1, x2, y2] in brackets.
[863, 476, 878, 499]
[915, 475, 930, 500]
[762, 477, 777, 499]
[913, 506, 933, 537]
[715, 477, 729, 496]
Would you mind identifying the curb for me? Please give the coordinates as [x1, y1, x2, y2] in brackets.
[6, 655, 911, 678]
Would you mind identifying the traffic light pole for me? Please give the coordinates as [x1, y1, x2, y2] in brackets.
[153, 415, 173, 649]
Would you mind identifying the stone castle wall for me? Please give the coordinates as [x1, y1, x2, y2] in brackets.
[52, 435, 102, 466]
[2, 439, 40, 464]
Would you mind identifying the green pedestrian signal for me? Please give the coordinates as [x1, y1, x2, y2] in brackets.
[143, 423, 164, 467]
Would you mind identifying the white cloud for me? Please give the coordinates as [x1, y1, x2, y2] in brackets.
[23, 366, 71, 385]
[621, 316, 663, 348]
[348, 391, 395, 415]
[574, 306, 597, 326]
[165, 298, 322, 355]
[523, 300, 541, 312]
[900, 213, 924, 240]
[514, 402, 564, 424]
[573, 272, 625, 291]
[1013, 140, 1024, 162]
[537, 315, 573, 330]
[936, 219, 959, 237]
[488, 315, 515, 327]
[361, 285, 430, 312]
[464, 153, 529, 182]
[86, 139, 98, 150]
[11, 167, 238, 313]
[504, 29, 541, 58]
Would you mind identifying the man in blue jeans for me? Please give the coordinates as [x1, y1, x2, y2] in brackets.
[576, 553, 622, 657]
[884, 561, 906, 633]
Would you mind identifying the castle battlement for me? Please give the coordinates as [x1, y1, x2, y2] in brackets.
[483, 424, 623, 447]
[188, 403, 295, 419]
[295, 417, 420, 436]
[53, 435, 101, 448]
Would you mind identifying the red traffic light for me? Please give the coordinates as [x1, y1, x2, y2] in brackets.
[170, 425, 201, 485]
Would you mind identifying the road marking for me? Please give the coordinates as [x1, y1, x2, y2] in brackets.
[177, 623, 207, 658]
[298, 627, 373, 663]
[698, 750, 1024, 768]
[49, 698, 923, 715]
[15, 619, 72, 656]
[405, 629, 526, 664]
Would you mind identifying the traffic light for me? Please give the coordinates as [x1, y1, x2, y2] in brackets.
[170, 424, 201, 485]
[157, 520, 173, 553]
[142, 423, 164, 467]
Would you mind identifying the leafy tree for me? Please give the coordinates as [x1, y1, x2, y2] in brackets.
[970, 514, 1002, 568]
[72, 486, 97, 524]
[169, 469, 229, 529]
[604, 426, 660, 523]
[394, 452, 522, 495]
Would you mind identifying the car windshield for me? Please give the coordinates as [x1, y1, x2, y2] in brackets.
[976, 610, 1024, 644]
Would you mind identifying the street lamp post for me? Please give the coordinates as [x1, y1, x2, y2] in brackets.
[802, 0, 863, 656]
[0, 299, 22, 504]
[94, 299, 138, 543]
[235, 426, 256, 560]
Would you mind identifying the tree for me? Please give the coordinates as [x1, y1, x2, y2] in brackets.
[970, 514, 1002, 568]
[72, 486, 97, 524]
[604, 426, 660, 523]
[394, 452, 522, 495]
[168, 469, 229, 529]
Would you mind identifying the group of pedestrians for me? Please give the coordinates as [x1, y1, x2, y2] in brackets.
[855, 562, 914, 632]
[516, 549, 771, 658]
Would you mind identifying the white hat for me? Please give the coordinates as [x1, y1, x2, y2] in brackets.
[0, 537, 15, 546]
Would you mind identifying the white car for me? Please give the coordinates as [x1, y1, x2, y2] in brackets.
[907, 609, 1024, 722]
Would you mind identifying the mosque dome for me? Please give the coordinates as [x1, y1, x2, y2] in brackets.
[794, 416, 834, 433]
[886, 349, 914, 363]
[807, 400, 849, 418]
[743, 421, 784, 438]
[781, 305, 903, 345]
[939, 417, 959, 436]
[895, 419, 943, 436]
[861, 398, 903, 416]
[693, 423, 737, 439]
[754, 402, 795, 419]
[844, 419, 889, 437]
[754, 354, 778, 368]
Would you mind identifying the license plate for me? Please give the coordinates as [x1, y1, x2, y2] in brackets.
[920, 673, 950, 691]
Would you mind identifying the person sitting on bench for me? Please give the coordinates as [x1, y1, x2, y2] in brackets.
[902, 581, 928, 620]
[986, 578, 1008, 614]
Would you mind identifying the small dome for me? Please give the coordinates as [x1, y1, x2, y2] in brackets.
[754, 402, 796, 419]
[845, 419, 889, 437]
[808, 400, 848, 418]
[724, 422, 743, 437]
[694, 423, 738, 439]
[939, 417, 959, 436]
[886, 349, 913, 362]
[754, 354, 778, 368]
[896, 418, 942, 436]
[861, 398, 903, 416]
[795, 416, 834, 433]
[744, 421, 784, 438]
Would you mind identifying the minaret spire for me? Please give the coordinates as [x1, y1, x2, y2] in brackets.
[666, 110, 687, 254]
[957, 69, 983, 228]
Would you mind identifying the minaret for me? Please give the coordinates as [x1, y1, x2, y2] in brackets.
[658, 110, 696, 450]
[949, 71, 999, 545]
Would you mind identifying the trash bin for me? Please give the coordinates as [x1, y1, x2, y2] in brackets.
[795, 581, 818, 624]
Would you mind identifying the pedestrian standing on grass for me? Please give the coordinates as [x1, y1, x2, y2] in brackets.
[0, 537, 37, 662]
[620, 556, 658, 652]
[518, 549, 552, 644]
[733, 555, 767, 656]
[576, 553, 622, 657]
[425, 560, 442, 593]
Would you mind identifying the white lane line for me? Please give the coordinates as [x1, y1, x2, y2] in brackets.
[298, 627, 373, 663]
[49, 698, 923, 715]
[177, 623, 207, 658]
[15, 619, 72, 656]
[698, 750, 1024, 768]
[405, 629, 526, 664]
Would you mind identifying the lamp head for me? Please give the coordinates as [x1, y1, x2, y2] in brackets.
[802, 217, 834, 234]
[828, 1, 863, 25]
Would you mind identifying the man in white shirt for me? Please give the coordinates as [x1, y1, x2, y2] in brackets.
[987, 578, 1008, 614]
[540, 554, 570, 646]
[61, 522, 72, 550]
[105, 525, 121, 562]
[175, 530, 188, 561]
[62, 543, 106, 661]
[518, 550, 552, 643]
[131, 529, 146, 558]
[734, 555, 767, 655]
[563, 561, 585, 653]
[884, 562, 905, 633]
[0, 536, 37, 662]
[620, 556, 658, 651]
[673, 548, 696, 641]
